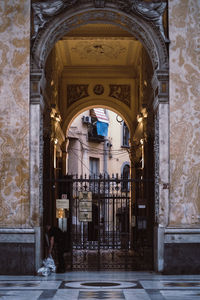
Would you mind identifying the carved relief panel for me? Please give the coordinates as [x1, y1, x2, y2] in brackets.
[66, 83, 131, 108]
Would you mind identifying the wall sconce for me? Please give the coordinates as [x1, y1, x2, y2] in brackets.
[137, 113, 143, 123]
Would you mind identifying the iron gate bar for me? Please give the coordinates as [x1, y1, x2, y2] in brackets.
[50, 173, 154, 270]
[51, 178, 154, 183]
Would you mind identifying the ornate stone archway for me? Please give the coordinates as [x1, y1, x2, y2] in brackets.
[30, 0, 169, 272]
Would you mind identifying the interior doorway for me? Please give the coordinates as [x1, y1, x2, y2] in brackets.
[30, 1, 169, 272]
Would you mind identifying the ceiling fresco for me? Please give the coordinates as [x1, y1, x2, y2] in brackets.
[55, 24, 141, 68]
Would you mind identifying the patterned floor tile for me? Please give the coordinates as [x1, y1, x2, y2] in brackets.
[78, 290, 125, 299]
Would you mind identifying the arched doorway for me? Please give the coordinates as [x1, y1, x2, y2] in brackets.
[30, 1, 169, 272]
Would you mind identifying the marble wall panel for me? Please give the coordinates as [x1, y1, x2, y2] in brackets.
[0, 0, 30, 227]
[169, 0, 200, 225]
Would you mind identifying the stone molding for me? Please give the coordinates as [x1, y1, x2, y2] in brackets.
[0, 228, 35, 243]
[30, 69, 45, 109]
[152, 69, 169, 111]
[164, 228, 200, 244]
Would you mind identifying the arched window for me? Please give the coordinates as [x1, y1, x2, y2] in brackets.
[122, 163, 130, 191]
[122, 122, 130, 147]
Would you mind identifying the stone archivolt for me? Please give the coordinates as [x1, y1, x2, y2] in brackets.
[32, 0, 167, 41]
[31, 0, 168, 71]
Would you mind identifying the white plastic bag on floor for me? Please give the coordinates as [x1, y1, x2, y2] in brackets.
[37, 255, 56, 276]
[37, 266, 51, 276]
[43, 256, 56, 273]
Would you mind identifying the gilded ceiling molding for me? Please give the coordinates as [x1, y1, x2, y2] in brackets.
[31, 0, 169, 72]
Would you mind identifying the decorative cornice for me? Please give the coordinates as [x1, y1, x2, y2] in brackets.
[30, 69, 45, 109]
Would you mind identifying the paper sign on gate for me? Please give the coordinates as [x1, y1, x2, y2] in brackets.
[79, 201, 92, 212]
[79, 211, 92, 222]
[56, 199, 69, 209]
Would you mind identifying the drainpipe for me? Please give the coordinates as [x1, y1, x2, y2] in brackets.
[103, 109, 109, 175]
[103, 138, 108, 175]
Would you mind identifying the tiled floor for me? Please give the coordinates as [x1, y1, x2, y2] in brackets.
[0, 272, 200, 299]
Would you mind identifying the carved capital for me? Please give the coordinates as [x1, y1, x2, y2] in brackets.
[152, 69, 169, 111]
[30, 69, 45, 109]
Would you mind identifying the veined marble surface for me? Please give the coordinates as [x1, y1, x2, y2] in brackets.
[169, 0, 200, 225]
[0, 0, 31, 227]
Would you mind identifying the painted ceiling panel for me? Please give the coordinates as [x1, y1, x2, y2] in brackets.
[57, 39, 140, 66]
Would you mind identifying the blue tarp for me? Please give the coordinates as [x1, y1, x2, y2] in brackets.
[96, 121, 109, 137]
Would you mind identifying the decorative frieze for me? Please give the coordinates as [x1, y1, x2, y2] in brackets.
[67, 84, 89, 106]
[109, 84, 131, 107]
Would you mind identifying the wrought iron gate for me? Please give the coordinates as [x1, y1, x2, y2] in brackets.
[56, 174, 154, 270]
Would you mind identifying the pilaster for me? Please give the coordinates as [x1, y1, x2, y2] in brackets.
[152, 69, 169, 272]
[30, 69, 44, 272]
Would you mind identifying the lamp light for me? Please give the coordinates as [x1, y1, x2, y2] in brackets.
[137, 113, 143, 123]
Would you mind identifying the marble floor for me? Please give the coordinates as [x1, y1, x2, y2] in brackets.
[0, 271, 200, 299]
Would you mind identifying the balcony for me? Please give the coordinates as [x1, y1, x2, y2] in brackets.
[88, 123, 104, 143]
